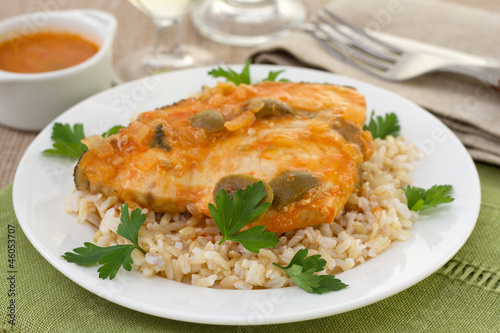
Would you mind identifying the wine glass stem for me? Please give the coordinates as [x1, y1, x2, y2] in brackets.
[153, 17, 183, 58]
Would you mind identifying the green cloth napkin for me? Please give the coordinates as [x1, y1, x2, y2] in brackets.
[1, 164, 499, 333]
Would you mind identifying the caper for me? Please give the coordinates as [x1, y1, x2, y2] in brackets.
[243, 98, 294, 117]
[189, 110, 225, 132]
[269, 171, 319, 209]
[331, 120, 360, 145]
[212, 174, 274, 204]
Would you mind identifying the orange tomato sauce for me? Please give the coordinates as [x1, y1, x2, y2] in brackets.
[0, 31, 98, 73]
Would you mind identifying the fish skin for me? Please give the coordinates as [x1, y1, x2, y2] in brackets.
[74, 81, 374, 233]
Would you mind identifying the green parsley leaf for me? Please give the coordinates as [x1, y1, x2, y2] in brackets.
[118, 203, 147, 255]
[43, 123, 87, 158]
[225, 225, 280, 253]
[261, 70, 289, 82]
[208, 60, 251, 85]
[102, 125, 124, 138]
[274, 248, 347, 294]
[62, 242, 127, 266]
[208, 61, 289, 85]
[44, 123, 124, 159]
[403, 184, 454, 212]
[363, 111, 400, 139]
[209, 181, 279, 253]
[62, 242, 135, 279]
[62, 204, 147, 279]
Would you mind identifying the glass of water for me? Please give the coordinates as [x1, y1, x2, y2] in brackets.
[115, 0, 219, 83]
[191, 0, 306, 47]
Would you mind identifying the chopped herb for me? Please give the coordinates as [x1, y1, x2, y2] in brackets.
[150, 124, 170, 151]
[363, 111, 400, 139]
[208, 181, 279, 253]
[208, 61, 288, 85]
[274, 248, 347, 294]
[62, 203, 147, 279]
[403, 184, 454, 212]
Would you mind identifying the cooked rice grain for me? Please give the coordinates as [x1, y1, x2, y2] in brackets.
[65, 136, 422, 289]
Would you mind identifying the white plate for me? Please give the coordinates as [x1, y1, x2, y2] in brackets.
[13, 65, 481, 325]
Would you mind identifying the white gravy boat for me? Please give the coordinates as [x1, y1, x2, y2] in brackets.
[0, 10, 117, 131]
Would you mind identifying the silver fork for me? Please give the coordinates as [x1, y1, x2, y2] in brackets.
[305, 9, 500, 88]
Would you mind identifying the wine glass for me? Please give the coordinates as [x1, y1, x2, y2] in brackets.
[115, 0, 219, 83]
[191, 0, 306, 47]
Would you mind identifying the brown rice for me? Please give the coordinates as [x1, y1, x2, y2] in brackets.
[65, 135, 422, 289]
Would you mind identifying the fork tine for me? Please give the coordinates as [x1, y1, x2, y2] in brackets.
[312, 21, 391, 72]
[318, 14, 399, 64]
[324, 8, 403, 55]
[305, 24, 349, 62]
[305, 25, 390, 79]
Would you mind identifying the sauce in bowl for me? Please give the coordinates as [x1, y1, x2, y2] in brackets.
[0, 31, 98, 74]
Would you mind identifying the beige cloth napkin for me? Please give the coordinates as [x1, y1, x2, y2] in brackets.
[249, 0, 500, 165]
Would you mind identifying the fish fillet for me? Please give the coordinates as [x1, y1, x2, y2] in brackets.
[74, 81, 374, 233]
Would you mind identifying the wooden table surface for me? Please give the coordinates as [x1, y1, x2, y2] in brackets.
[0, 0, 496, 189]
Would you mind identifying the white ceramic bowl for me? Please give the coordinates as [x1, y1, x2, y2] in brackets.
[0, 10, 117, 131]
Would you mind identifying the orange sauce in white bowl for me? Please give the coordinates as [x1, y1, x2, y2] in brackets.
[0, 9, 117, 131]
[0, 31, 99, 74]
